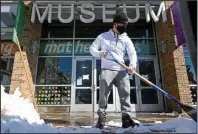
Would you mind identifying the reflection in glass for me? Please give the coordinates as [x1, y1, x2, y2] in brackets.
[127, 20, 154, 38]
[76, 60, 92, 87]
[41, 21, 74, 38]
[124, 39, 156, 56]
[35, 86, 71, 105]
[75, 20, 112, 38]
[125, 60, 136, 87]
[41, 18, 154, 38]
[185, 58, 197, 84]
[3, 86, 10, 94]
[141, 89, 158, 104]
[183, 46, 197, 84]
[74, 40, 93, 56]
[1, 58, 14, 86]
[96, 60, 101, 87]
[39, 40, 73, 56]
[97, 89, 113, 104]
[133, 39, 156, 55]
[36, 58, 72, 85]
[75, 20, 154, 38]
[130, 89, 137, 104]
[190, 86, 197, 105]
[139, 60, 156, 86]
[75, 89, 92, 104]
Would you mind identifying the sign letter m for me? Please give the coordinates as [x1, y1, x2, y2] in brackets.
[145, 1, 167, 22]
[31, 3, 52, 23]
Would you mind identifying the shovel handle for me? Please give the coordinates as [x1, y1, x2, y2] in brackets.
[110, 59, 197, 122]
[117, 61, 153, 86]
[117, 61, 182, 105]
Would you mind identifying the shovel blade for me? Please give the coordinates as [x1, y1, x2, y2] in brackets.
[181, 104, 197, 122]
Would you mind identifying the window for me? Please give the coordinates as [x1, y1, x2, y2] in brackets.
[183, 45, 197, 105]
[133, 39, 156, 55]
[127, 20, 154, 38]
[75, 20, 112, 38]
[37, 18, 158, 109]
[35, 86, 71, 105]
[36, 57, 72, 106]
[185, 57, 197, 85]
[36, 57, 72, 85]
[1, 58, 14, 93]
[39, 40, 73, 56]
[74, 40, 92, 56]
[1, 41, 17, 93]
[183, 46, 197, 84]
[41, 21, 74, 38]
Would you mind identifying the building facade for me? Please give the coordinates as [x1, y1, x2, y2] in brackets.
[1, 1, 18, 93]
[1, 1, 197, 114]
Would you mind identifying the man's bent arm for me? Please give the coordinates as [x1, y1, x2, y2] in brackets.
[90, 34, 102, 57]
[126, 39, 137, 68]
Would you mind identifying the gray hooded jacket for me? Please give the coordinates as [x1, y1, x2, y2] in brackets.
[90, 29, 137, 71]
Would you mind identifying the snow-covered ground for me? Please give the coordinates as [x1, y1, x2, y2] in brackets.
[1, 85, 197, 133]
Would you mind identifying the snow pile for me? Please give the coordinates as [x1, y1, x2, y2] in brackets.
[1, 85, 44, 124]
[130, 117, 197, 133]
[106, 119, 141, 127]
[1, 85, 197, 133]
[149, 117, 196, 133]
[106, 118, 197, 133]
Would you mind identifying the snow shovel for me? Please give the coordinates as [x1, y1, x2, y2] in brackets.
[104, 50, 197, 122]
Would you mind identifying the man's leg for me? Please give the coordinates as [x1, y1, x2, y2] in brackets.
[114, 71, 131, 114]
[114, 71, 137, 128]
[97, 69, 115, 128]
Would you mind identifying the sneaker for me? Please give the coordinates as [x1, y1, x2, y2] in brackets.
[122, 114, 139, 128]
[96, 112, 106, 129]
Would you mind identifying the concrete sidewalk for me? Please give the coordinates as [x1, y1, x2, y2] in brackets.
[40, 112, 181, 127]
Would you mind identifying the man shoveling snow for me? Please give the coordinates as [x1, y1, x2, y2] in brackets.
[90, 10, 138, 129]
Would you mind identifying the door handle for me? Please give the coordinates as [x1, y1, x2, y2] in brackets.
[92, 85, 96, 91]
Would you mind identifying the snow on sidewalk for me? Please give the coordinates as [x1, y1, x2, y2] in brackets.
[1, 85, 197, 133]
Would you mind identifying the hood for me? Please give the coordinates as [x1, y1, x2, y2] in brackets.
[108, 29, 128, 39]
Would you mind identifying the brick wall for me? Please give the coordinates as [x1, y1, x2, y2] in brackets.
[156, 1, 192, 112]
[22, 2, 41, 82]
[9, 52, 34, 103]
[9, 2, 41, 110]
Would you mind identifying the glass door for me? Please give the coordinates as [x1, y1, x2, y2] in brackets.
[115, 59, 141, 112]
[137, 58, 164, 112]
[71, 58, 117, 112]
[71, 58, 93, 112]
[114, 57, 164, 112]
[94, 59, 116, 112]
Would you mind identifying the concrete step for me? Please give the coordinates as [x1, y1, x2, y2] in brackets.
[40, 112, 181, 127]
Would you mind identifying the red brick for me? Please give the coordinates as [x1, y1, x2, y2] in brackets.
[156, 1, 192, 112]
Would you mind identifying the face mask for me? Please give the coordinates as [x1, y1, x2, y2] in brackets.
[116, 25, 127, 34]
